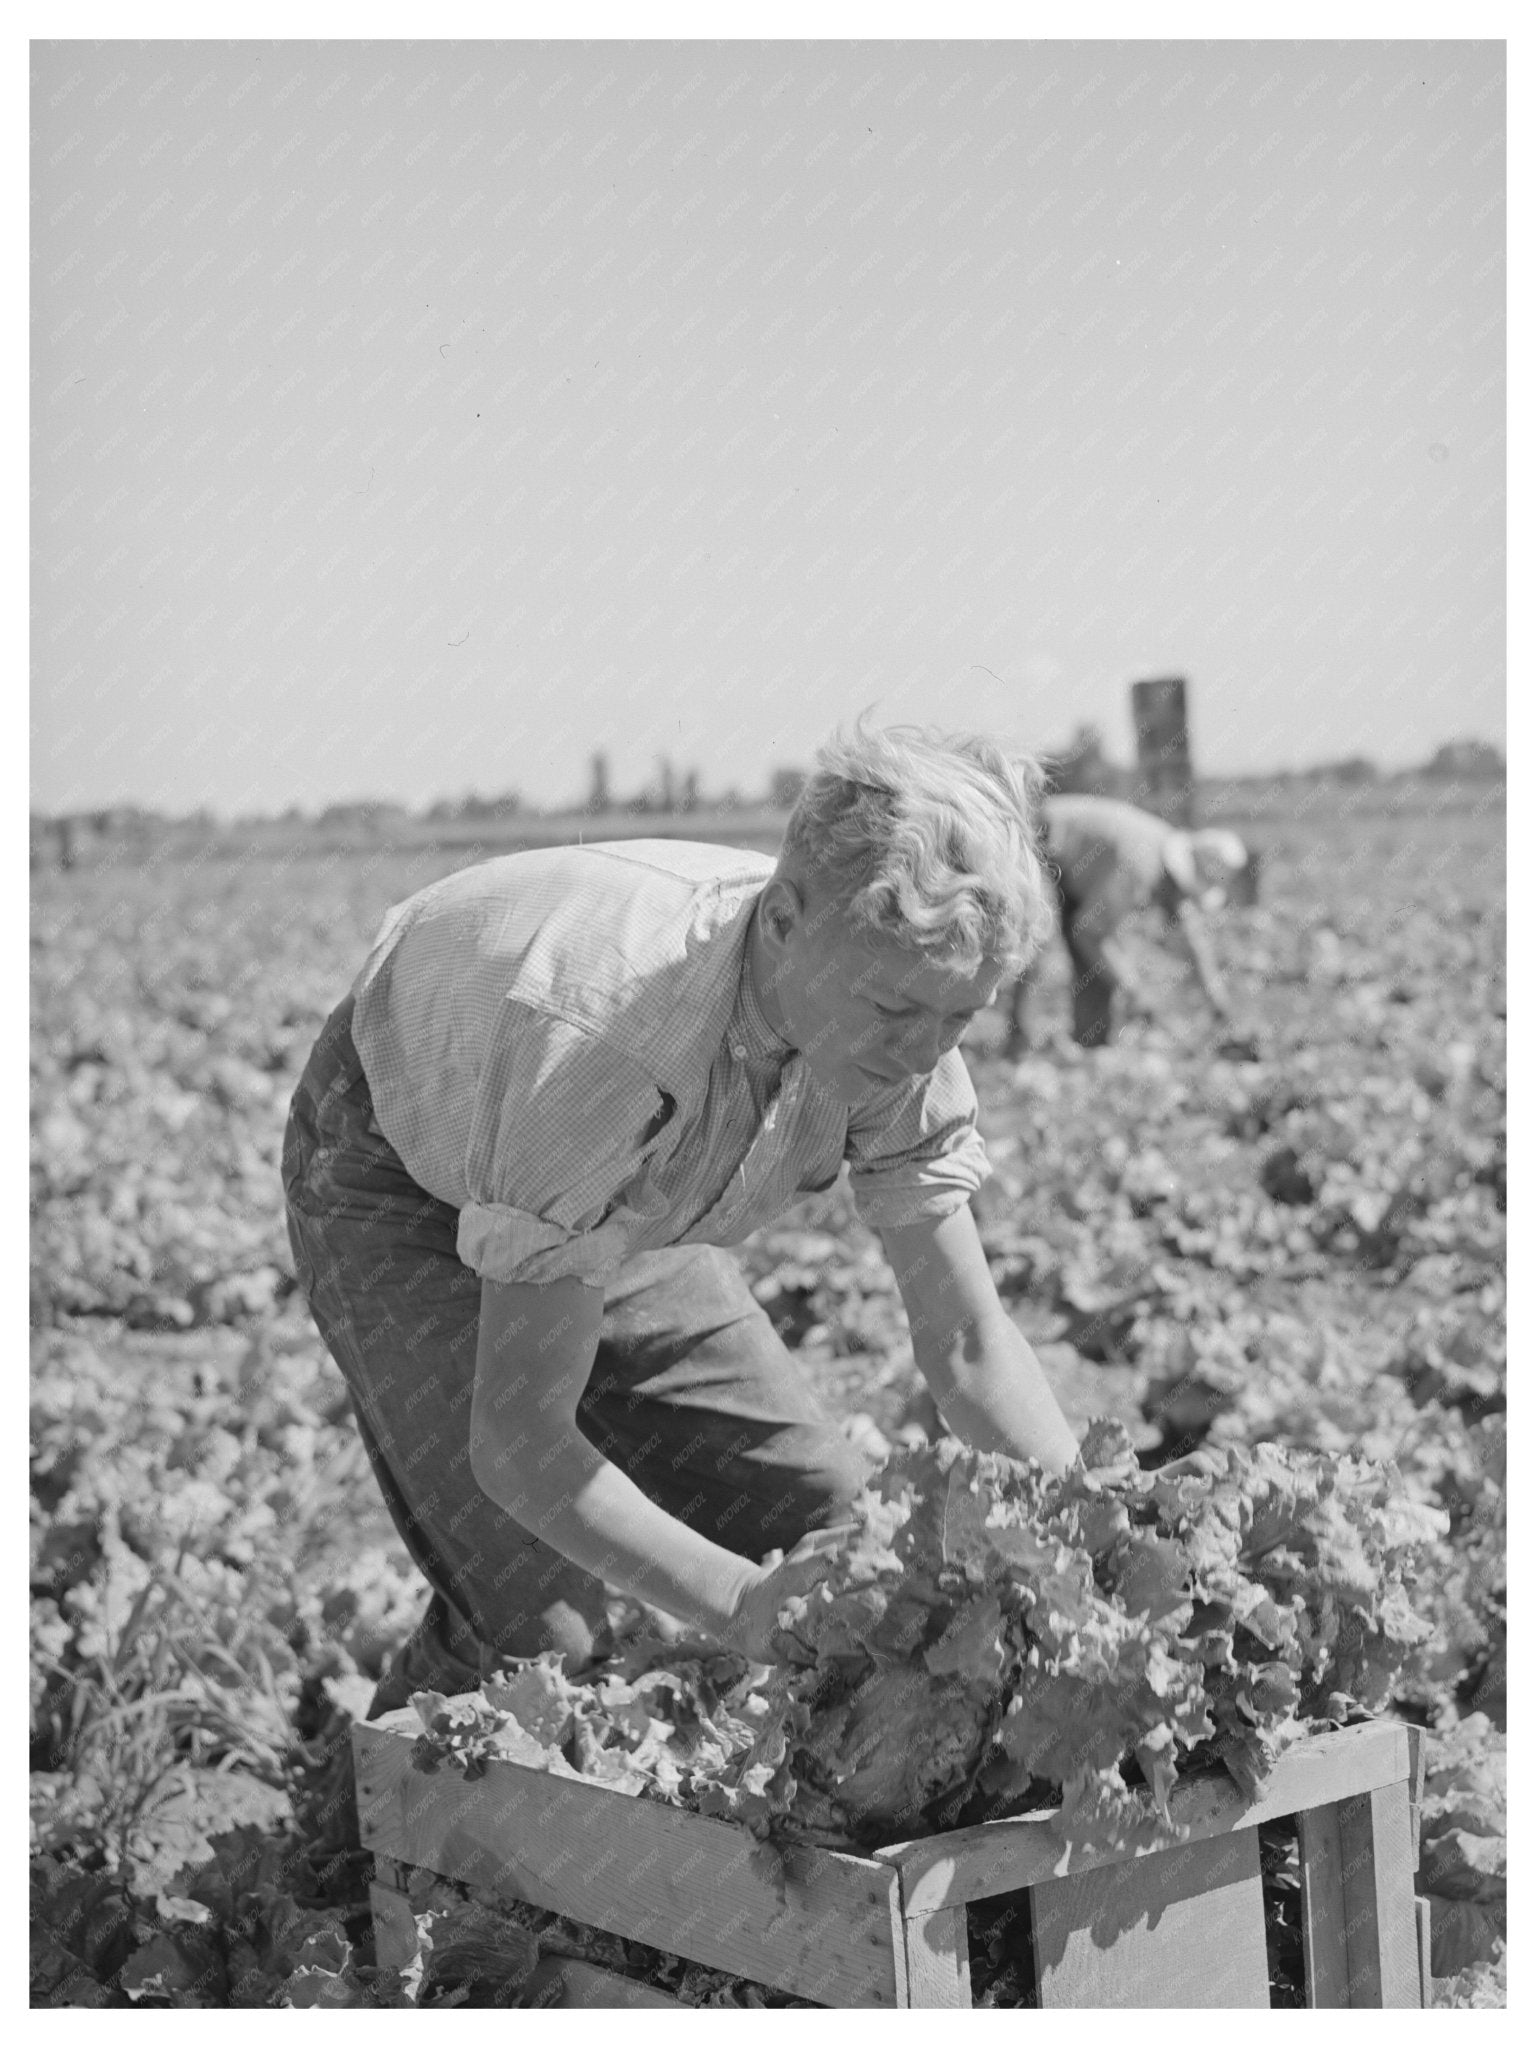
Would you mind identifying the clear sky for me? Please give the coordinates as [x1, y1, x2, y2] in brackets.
[32, 37, 1504, 817]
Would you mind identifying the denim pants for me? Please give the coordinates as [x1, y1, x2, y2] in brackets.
[1002, 869, 1119, 1050]
[281, 996, 873, 1716]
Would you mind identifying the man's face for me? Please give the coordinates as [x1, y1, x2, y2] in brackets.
[760, 882, 1003, 1105]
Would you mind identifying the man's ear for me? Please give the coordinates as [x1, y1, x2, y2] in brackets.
[757, 876, 805, 950]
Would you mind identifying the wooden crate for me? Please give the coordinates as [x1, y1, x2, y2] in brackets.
[354, 1712, 1428, 2009]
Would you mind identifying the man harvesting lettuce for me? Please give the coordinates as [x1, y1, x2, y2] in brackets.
[1001, 792, 1258, 1053]
[282, 722, 1079, 1718]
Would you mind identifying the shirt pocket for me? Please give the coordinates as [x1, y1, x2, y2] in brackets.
[793, 1146, 846, 1198]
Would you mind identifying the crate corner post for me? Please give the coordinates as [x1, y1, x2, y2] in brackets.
[901, 1904, 973, 2008]
[1299, 1771, 1422, 2007]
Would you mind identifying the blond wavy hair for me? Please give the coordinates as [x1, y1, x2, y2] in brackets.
[776, 718, 1053, 973]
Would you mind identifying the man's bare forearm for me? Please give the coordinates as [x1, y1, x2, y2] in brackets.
[917, 1316, 1079, 1473]
[883, 1208, 1080, 1475]
[471, 1275, 760, 1634]
[1173, 904, 1230, 1013]
[472, 1427, 757, 1634]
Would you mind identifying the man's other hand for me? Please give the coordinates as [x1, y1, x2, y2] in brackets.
[720, 1534, 848, 1663]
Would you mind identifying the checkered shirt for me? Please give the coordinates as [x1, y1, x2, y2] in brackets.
[347, 839, 991, 1289]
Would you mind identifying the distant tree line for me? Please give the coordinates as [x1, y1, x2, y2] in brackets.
[1422, 738, 1505, 779]
[1039, 724, 1504, 799]
[30, 733, 1504, 871]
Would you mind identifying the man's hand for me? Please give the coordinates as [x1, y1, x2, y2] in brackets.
[1119, 978, 1161, 1026]
[720, 1530, 848, 1661]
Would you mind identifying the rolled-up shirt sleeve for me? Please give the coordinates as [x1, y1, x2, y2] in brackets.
[457, 1005, 671, 1289]
[456, 1202, 634, 1290]
[843, 1047, 992, 1230]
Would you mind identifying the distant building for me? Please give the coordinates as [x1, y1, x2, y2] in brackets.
[1130, 677, 1193, 825]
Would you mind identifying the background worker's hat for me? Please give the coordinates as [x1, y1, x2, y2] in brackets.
[1163, 828, 1250, 909]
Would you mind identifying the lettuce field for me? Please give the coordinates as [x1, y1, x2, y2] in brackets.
[30, 790, 1506, 2007]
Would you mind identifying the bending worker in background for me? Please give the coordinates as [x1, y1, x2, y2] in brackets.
[282, 723, 1080, 1720]
[1002, 791, 1258, 1054]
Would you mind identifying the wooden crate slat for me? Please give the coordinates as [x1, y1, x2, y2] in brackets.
[880, 1719, 1411, 1915]
[902, 1906, 971, 2008]
[1415, 1898, 1433, 2009]
[353, 1719, 904, 2008]
[1338, 1780, 1422, 2007]
[1030, 1825, 1269, 2009]
[1298, 1801, 1351, 2007]
[524, 1957, 688, 2009]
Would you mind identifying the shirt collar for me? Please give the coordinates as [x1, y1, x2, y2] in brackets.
[726, 912, 797, 1067]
